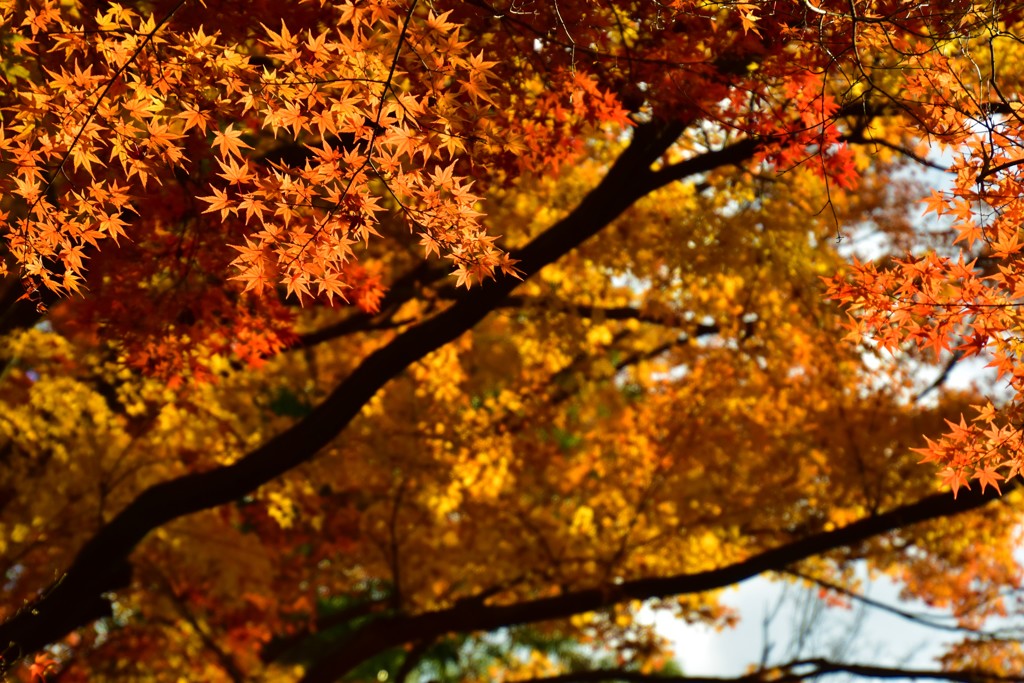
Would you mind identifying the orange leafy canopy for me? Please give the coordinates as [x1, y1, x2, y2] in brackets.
[2, 1, 1024, 683]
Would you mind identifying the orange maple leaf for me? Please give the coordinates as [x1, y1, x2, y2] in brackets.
[213, 125, 253, 159]
[199, 187, 236, 220]
[972, 467, 1003, 494]
[939, 467, 970, 498]
[176, 104, 212, 134]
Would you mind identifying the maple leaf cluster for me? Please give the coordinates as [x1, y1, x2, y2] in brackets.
[826, 1, 1024, 494]
[1, 0, 520, 294]
[0, 0, 542, 378]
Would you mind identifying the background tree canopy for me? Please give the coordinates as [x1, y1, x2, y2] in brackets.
[1, 0, 1024, 681]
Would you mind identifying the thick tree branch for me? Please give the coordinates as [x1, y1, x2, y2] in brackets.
[259, 597, 392, 664]
[0, 119, 720, 660]
[648, 138, 762, 187]
[297, 481, 1015, 682]
[506, 658, 1018, 683]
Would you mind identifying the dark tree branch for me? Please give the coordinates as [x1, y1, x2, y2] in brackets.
[259, 596, 391, 664]
[793, 659, 1018, 683]
[648, 138, 762, 187]
[297, 481, 1016, 682]
[505, 658, 1019, 683]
